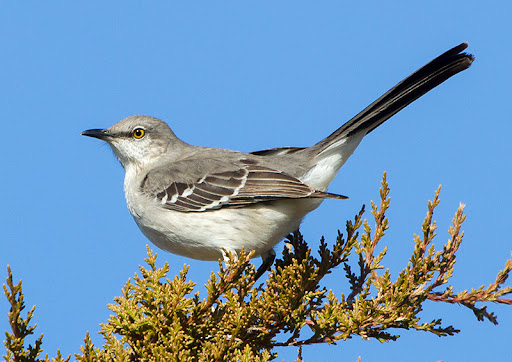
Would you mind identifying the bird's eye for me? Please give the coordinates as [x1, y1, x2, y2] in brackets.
[133, 128, 145, 139]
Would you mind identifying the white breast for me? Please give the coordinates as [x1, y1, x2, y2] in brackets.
[123, 166, 322, 261]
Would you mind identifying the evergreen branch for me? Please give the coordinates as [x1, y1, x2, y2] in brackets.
[3, 173, 511, 360]
[3, 266, 70, 362]
[346, 173, 389, 305]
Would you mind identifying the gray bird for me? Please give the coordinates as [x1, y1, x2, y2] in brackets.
[82, 43, 474, 279]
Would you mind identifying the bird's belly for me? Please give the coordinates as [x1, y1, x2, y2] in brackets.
[127, 198, 323, 261]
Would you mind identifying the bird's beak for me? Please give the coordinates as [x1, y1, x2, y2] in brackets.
[81, 129, 113, 141]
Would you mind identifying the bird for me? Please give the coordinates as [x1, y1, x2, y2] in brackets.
[82, 43, 474, 280]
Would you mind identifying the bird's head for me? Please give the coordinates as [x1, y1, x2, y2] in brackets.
[82, 115, 180, 169]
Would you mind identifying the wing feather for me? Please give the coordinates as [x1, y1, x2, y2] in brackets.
[146, 164, 346, 212]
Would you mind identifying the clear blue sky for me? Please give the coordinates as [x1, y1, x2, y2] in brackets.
[1, 2, 511, 361]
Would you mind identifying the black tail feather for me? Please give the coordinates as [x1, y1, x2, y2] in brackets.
[316, 43, 474, 152]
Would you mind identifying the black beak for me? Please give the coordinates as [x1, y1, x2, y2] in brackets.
[81, 129, 113, 140]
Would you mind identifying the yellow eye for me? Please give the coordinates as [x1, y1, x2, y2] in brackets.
[133, 128, 145, 139]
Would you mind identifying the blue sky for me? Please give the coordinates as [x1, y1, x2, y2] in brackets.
[1, 2, 511, 361]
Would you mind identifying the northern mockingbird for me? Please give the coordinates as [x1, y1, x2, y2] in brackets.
[82, 43, 474, 279]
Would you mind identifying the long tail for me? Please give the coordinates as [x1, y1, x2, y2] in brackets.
[314, 43, 474, 155]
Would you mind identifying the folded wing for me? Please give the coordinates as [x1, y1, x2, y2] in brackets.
[143, 163, 346, 212]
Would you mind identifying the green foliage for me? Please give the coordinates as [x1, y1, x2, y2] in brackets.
[3, 266, 69, 362]
[4, 174, 512, 361]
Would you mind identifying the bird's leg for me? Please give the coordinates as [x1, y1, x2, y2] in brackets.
[284, 230, 299, 253]
[254, 249, 276, 282]
[221, 249, 238, 267]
